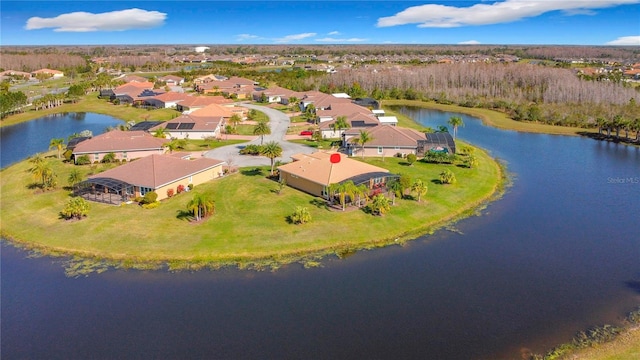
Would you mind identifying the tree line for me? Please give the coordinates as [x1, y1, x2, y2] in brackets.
[313, 63, 640, 130]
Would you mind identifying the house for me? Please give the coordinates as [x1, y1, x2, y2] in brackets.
[143, 92, 191, 109]
[278, 152, 397, 199]
[72, 130, 168, 164]
[110, 82, 155, 104]
[345, 125, 427, 158]
[158, 75, 185, 86]
[31, 68, 64, 79]
[176, 95, 234, 113]
[116, 74, 148, 83]
[318, 110, 380, 139]
[149, 110, 225, 140]
[252, 86, 303, 104]
[417, 132, 457, 155]
[0, 70, 32, 80]
[76, 154, 226, 204]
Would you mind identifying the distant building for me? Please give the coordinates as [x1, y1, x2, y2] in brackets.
[195, 46, 210, 53]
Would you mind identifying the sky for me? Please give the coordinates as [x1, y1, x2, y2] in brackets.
[1, 0, 639, 46]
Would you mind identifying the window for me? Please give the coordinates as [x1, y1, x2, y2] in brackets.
[189, 176, 193, 184]
[377, 147, 383, 154]
[139, 187, 153, 196]
[94, 153, 99, 160]
[122, 152, 127, 159]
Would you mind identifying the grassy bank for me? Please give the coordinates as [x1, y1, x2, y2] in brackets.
[382, 99, 598, 136]
[1, 93, 179, 128]
[1, 143, 503, 272]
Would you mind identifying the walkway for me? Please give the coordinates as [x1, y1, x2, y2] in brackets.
[203, 103, 316, 167]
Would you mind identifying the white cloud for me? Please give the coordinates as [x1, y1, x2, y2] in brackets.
[316, 37, 367, 43]
[25, 8, 166, 32]
[377, 0, 640, 28]
[237, 34, 260, 41]
[328, 31, 340, 35]
[458, 40, 481, 45]
[274, 33, 316, 43]
[606, 35, 640, 45]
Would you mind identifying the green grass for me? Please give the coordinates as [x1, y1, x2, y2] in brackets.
[179, 139, 248, 152]
[1, 144, 503, 270]
[381, 99, 598, 136]
[1, 93, 179, 128]
[234, 124, 257, 135]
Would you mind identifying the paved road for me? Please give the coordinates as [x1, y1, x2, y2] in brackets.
[203, 103, 316, 167]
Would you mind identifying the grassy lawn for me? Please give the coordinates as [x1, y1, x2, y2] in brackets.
[234, 124, 257, 135]
[382, 99, 598, 136]
[1, 143, 503, 271]
[177, 139, 248, 152]
[1, 93, 179, 128]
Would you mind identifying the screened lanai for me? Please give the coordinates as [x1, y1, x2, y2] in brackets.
[74, 177, 132, 205]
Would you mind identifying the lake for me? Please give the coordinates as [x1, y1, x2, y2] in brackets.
[2, 110, 639, 359]
[0, 113, 122, 168]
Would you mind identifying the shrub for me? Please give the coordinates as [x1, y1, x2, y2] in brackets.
[141, 191, 158, 204]
[177, 184, 186, 194]
[76, 155, 91, 165]
[142, 201, 160, 209]
[187, 184, 194, 190]
[239, 144, 262, 155]
[439, 169, 457, 184]
[406, 153, 417, 165]
[167, 188, 175, 198]
[465, 155, 479, 168]
[290, 206, 311, 224]
[60, 197, 90, 220]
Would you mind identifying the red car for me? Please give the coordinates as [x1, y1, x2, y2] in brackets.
[300, 130, 313, 136]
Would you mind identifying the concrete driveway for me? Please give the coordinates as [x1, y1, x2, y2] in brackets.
[203, 103, 316, 167]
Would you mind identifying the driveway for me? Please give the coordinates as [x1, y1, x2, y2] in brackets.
[203, 103, 316, 167]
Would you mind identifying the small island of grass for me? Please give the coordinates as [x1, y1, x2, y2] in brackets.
[1, 140, 504, 273]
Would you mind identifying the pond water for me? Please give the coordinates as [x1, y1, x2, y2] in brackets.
[2, 110, 639, 359]
[0, 113, 122, 168]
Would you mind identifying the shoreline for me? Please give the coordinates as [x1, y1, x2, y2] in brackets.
[0, 142, 506, 274]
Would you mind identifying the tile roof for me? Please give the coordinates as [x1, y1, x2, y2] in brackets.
[88, 154, 225, 189]
[73, 130, 169, 154]
[178, 96, 233, 107]
[346, 125, 425, 147]
[153, 113, 224, 132]
[278, 152, 389, 186]
[190, 103, 234, 118]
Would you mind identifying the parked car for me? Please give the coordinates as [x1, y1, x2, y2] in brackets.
[300, 130, 313, 136]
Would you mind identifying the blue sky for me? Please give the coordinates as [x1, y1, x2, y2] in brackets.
[1, 1, 639, 46]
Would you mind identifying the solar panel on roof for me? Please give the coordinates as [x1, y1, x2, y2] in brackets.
[178, 123, 195, 130]
[166, 123, 179, 129]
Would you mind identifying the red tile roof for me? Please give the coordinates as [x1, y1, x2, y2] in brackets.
[73, 130, 168, 154]
[346, 125, 425, 147]
[88, 154, 225, 189]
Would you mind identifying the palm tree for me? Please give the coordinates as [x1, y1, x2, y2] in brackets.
[29, 155, 56, 190]
[229, 114, 242, 130]
[447, 116, 464, 139]
[260, 141, 283, 176]
[288, 96, 299, 111]
[411, 179, 428, 202]
[67, 168, 83, 190]
[49, 138, 65, 159]
[153, 127, 168, 138]
[331, 116, 350, 136]
[369, 194, 391, 216]
[187, 193, 215, 222]
[386, 178, 402, 205]
[357, 130, 372, 159]
[253, 121, 271, 144]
